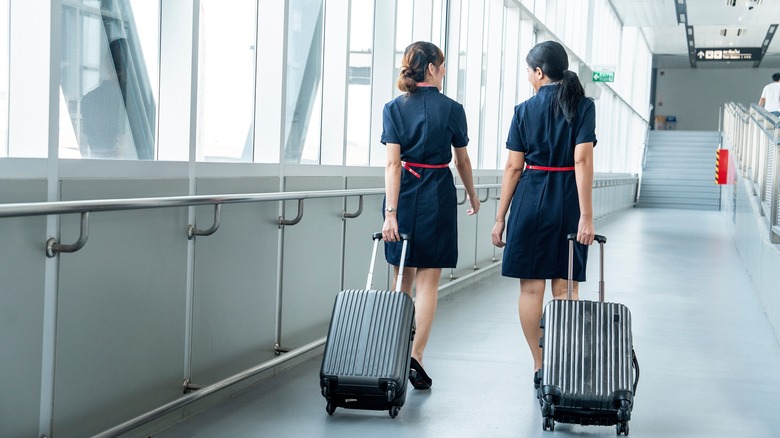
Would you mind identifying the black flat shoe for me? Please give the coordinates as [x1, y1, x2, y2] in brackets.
[409, 357, 432, 390]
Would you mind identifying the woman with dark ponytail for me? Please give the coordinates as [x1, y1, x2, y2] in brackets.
[381, 41, 480, 390]
[491, 40, 597, 386]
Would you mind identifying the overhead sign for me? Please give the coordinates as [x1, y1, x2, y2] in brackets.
[695, 47, 763, 62]
[592, 71, 614, 82]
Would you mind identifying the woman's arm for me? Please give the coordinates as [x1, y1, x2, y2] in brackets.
[453, 147, 479, 215]
[574, 142, 595, 245]
[382, 143, 403, 242]
[491, 150, 525, 247]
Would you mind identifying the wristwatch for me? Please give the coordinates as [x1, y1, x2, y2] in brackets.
[385, 206, 396, 213]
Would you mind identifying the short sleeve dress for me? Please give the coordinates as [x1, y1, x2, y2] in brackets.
[502, 83, 597, 281]
[381, 86, 469, 268]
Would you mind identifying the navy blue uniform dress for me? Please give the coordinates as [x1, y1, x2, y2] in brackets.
[381, 86, 468, 268]
[502, 84, 597, 281]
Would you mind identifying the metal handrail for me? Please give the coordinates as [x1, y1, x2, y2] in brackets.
[724, 102, 780, 243]
[0, 185, 502, 219]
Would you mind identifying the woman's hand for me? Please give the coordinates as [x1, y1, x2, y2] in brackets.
[382, 214, 400, 242]
[576, 216, 595, 245]
[467, 194, 480, 215]
[491, 220, 506, 248]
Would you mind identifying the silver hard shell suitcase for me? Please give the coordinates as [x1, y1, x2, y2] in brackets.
[320, 232, 415, 418]
[538, 234, 640, 435]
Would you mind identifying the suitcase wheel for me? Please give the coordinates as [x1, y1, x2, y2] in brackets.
[542, 416, 554, 431]
[616, 421, 629, 435]
[389, 405, 400, 418]
[386, 386, 396, 403]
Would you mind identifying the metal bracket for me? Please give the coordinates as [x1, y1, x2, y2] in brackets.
[279, 199, 304, 228]
[274, 342, 291, 356]
[188, 204, 222, 239]
[457, 190, 468, 205]
[183, 378, 201, 394]
[342, 196, 363, 219]
[479, 188, 491, 203]
[46, 212, 90, 257]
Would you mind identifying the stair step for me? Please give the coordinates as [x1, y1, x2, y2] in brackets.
[640, 130, 722, 210]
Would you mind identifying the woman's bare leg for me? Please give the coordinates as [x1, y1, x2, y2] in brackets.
[519, 279, 546, 371]
[551, 278, 578, 300]
[408, 267, 442, 366]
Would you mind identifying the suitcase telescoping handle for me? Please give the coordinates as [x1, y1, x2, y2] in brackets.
[369, 232, 409, 292]
[566, 233, 607, 301]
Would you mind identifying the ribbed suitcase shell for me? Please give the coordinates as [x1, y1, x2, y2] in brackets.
[320, 289, 414, 411]
[540, 299, 634, 424]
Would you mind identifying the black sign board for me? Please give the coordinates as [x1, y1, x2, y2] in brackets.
[695, 47, 763, 62]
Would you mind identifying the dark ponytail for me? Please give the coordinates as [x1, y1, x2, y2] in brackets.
[557, 70, 586, 123]
[398, 41, 445, 94]
[526, 41, 586, 123]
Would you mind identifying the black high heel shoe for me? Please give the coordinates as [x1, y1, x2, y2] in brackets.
[409, 357, 432, 390]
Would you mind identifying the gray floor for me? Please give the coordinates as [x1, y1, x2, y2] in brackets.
[154, 208, 780, 438]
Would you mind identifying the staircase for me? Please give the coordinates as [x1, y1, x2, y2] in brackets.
[636, 130, 721, 210]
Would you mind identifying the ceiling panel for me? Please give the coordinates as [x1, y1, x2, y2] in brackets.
[610, 0, 780, 66]
[610, 0, 678, 26]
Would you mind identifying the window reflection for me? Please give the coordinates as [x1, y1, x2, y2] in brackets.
[284, 0, 324, 164]
[197, 0, 257, 162]
[60, 0, 158, 160]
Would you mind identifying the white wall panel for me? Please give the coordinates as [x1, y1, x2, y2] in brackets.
[190, 177, 281, 384]
[54, 179, 189, 437]
[0, 181, 47, 437]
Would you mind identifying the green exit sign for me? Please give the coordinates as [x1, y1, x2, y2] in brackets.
[593, 71, 614, 82]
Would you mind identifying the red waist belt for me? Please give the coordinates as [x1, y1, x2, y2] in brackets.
[526, 165, 575, 171]
[402, 161, 449, 178]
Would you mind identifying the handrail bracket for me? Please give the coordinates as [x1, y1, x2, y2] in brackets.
[342, 195, 364, 219]
[182, 378, 201, 394]
[188, 204, 222, 239]
[46, 212, 90, 257]
[279, 199, 304, 228]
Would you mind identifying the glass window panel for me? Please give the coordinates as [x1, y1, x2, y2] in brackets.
[394, 0, 414, 98]
[0, 0, 8, 157]
[196, 0, 257, 162]
[479, 0, 506, 169]
[457, 0, 469, 103]
[60, 0, 159, 160]
[345, 0, 374, 166]
[284, 0, 324, 164]
[431, 0, 445, 48]
[499, 6, 520, 170]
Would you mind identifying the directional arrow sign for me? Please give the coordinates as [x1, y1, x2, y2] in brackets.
[695, 47, 762, 62]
